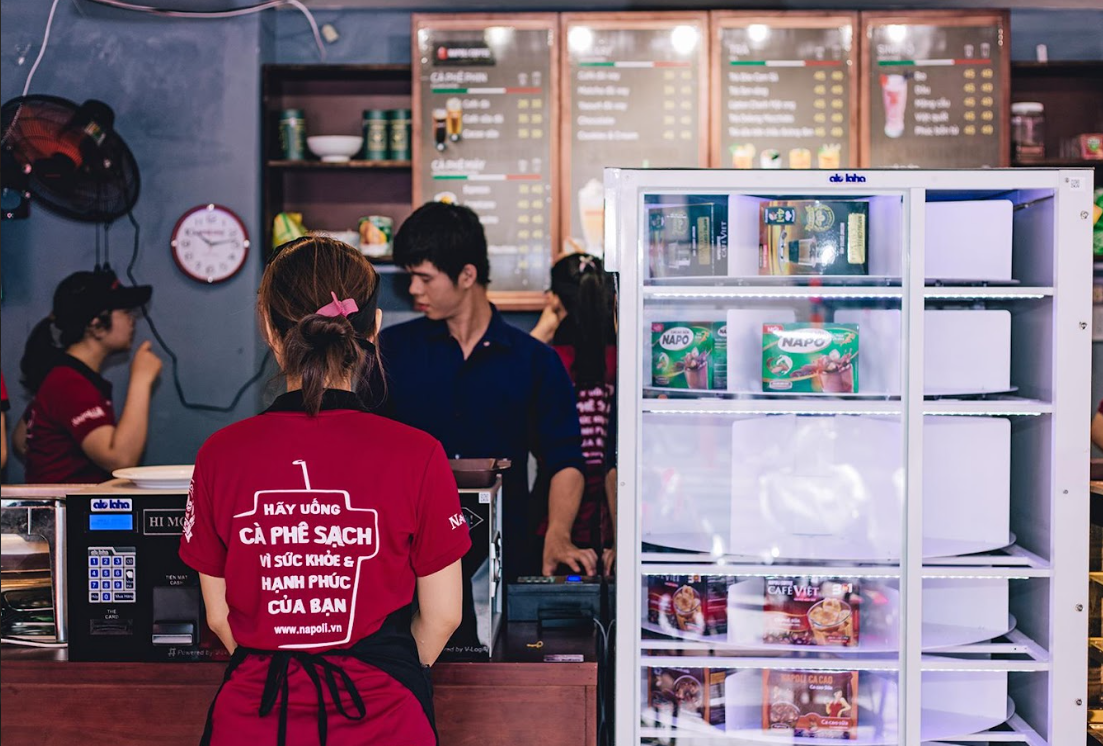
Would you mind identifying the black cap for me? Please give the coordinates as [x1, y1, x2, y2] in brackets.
[52, 269, 151, 329]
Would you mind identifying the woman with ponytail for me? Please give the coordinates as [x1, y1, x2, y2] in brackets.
[180, 236, 467, 746]
[15, 269, 161, 483]
[531, 252, 617, 574]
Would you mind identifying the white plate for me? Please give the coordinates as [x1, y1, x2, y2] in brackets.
[112, 465, 194, 490]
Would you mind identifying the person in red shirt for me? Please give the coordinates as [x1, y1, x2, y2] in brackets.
[180, 236, 469, 746]
[14, 269, 162, 484]
[531, 252, 617, 575]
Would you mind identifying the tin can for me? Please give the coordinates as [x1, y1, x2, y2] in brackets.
[363, 110, 388, 161]
[388, 109, 411, 161]
[359, 215, 393, 258]
[278, 109, 306, 161]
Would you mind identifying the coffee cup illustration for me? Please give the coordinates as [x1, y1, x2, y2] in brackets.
[671, 585, 702, 631]
[682, 350, 710, 390]
[807, 596, 854, 645]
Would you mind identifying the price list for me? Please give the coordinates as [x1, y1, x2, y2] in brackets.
[563, 17, 707, 257]
[414, 18, 557, 295]
[864, 17, 1007, 168]
[716, 19, 856, 170]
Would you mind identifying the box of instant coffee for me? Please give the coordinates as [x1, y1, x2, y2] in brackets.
[761, 200, 868, 276]
[646, 194, 729, 278]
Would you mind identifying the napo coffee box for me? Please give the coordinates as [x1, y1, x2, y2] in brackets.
[652, 322, 728, 391]
[762, 323, 858, 394]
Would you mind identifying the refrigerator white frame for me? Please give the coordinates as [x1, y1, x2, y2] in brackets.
[607, 168, 1094, 745]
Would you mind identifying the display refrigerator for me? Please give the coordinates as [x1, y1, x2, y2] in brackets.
[605, 167, 1094, 745]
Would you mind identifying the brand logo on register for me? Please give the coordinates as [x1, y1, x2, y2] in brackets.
[829, 173, 867, 183]
[91, 498, 133, 512]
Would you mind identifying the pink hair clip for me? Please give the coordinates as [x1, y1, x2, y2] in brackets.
[578, 254, 596, 273]
[316, 291, 359, 318]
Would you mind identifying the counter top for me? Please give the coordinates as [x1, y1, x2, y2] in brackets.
[0, 623, 599, 746]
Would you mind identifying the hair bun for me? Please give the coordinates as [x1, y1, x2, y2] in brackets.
[297, 313, 355, 347]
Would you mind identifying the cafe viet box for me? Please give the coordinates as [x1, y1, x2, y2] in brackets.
[763, 670, 859, 739]
[648, 667, 727, 727]
[763, 576, 860, 647]
[646, 575, 728, 637]
[645, 194, 730, 278]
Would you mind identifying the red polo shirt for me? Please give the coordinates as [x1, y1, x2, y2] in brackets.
[180, 389, 470, 745]
[24, 356, 115, 484]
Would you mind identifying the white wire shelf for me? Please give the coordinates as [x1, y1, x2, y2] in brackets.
[639, 544, 1052, 576]
[644, 285, 905, 300]
[923, 286, 1053, 300]
[638, 393, 1052, 417]
[638, 713, 1046, 745]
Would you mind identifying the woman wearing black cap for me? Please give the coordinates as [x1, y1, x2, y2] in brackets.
[15, 268, 162, 484]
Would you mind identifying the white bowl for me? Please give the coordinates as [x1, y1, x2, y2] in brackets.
[307, 135, 363, 162]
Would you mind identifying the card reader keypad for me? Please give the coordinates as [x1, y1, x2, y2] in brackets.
[88, 547, 136, 603]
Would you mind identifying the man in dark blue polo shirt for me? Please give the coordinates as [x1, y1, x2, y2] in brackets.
[379, 202, 593, 580]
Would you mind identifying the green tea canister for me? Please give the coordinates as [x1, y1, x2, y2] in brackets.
[278, 109, 306, 161]
[388, 109, 411, 161]
[363, 110, 388, 161]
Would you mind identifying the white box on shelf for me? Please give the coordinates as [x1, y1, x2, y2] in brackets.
[925, 200, 1013, 282]
[834, 308, 1012, 396]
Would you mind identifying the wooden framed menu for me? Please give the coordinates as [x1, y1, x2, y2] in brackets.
[860, 11, 1010, 168]
[710, 12, 859, 171]
[412, 14, 559, 310]
[560, 12, 709, 260]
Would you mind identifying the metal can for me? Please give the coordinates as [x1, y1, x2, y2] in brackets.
[278, 109, 306, 161]
[358, 215, 393, 258]
[363, 110, 388, 161]
[388, 109, 411, 161]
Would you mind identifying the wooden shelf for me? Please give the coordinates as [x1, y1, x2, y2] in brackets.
[268, 159, 411, 170]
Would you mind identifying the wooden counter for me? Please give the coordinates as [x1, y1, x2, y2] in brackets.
[0, 623, 598, 746]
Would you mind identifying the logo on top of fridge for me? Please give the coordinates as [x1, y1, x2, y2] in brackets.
[829, 173, 867, 183]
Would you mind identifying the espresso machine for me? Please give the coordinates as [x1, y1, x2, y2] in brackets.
[65, 481, 227, 662]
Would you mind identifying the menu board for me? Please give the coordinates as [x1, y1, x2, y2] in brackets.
[861, 12, 1009, 168]
[413, 15, 558, 306]
[562, 13, 708, 258]
[711, 13, 858, 170]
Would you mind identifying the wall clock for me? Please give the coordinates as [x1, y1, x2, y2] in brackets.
[171, 204, 249, 284]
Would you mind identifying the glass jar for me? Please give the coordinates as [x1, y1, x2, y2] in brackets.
[1010, 102, 1045, 163]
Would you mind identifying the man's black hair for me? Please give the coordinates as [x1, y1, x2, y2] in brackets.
[393, 201, 490, 285]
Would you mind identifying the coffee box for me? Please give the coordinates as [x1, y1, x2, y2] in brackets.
[645, 194, 730, 278]
[761, 200, 868, 276]
[652, 322, 728, 391]
[762, 323, 859, 394]
[646, 575, 728, 637]
[762, 670, 859, 739]
[648, 667, 727, 727]
[763, 577, 860, 647]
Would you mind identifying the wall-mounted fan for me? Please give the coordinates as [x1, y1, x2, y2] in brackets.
[1, 96, 140, 222]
